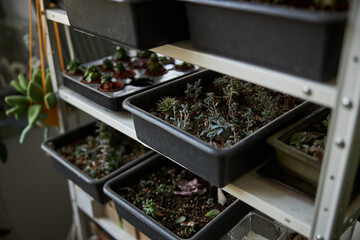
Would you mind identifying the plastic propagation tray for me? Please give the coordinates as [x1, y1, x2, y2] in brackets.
[63, 51, 199, 111]
[41, 121, 155, 203]
[182, 0, 347, 82]
[64, 0, 189, 49]
[104, 154, 252, 240]
[123, 70, 311, 187]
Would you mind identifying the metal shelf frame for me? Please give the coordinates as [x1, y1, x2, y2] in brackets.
[42, 1, 360, 239]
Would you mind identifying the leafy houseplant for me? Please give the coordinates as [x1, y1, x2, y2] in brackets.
[104, 155, 251, 240]
[5, 69, 58, 143]
[42, 121, 153, 203]
[123, 70, 308, 186]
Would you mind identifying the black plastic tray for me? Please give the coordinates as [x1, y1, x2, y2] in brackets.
[63, 53, 199, 111]
[64, 0, 189, 50]
[41, 122, 154, 203]
[182, 0, 347, 82]
[104, 154, 252, 240]
[123, 70, 310, 187]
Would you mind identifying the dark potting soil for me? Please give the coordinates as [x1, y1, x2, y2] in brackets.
[151, 76, 303, 148]
[55, 122, 148, 179]
[118, 163, 236, 238]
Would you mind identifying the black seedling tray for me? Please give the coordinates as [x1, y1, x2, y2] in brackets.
[123, 70, 311, 187]
[41, 121, 154, 203]
[64, 0, 189, 49]
[63, 52, 199, 111]
[104, 154, 252, 240]
[182, 0, 347, 82]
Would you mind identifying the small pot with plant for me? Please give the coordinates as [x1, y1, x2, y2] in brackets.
[113, 62, 136, 79]
[98, 74, 125, 92]
[82, 65, 101, 84]
[267, 108, 329, 187]
[123, 70, 308, 186]
[174, 61, 194, 72]
[137, 50, 153, 59]
[99, 58, 114, 72]
[65, 59, 84, 76]
[145, 54, 167, 77]
[42, 121, 153, 203]
[159, 56, 175, 65]
[104, 154, 251, 240]
[113, 46, 130, 63]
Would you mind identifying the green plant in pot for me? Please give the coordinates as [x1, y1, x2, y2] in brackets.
[83, 65, 101, 83]
[101, 58, 113, 71]
[113, 46, 130, 62]
[113, 62, 135, 79]
[66, 59, 83, 76]
[4, 68, 58, 143]
[145, 54, 166, 77]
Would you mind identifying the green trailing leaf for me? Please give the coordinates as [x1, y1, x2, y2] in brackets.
[45, 72, 53, 93]
[5, 95, 30, 106]
[28, 104, 42, 126]
[18, 74, 28, 91]
[6, 105, 27, 116]
[32, 68, 43, 86]
[44, 92, 56, 109]
[44, 127, 50, 141]
[19, 124, 33, 144]
[0, 141, 8, 164]
[205, 209, 220, 217]
[27, 81, 44, 103]
[11, 80, 27, 95]
[175, 216, 186, 224]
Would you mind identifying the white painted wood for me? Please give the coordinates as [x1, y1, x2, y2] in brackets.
[223, 166, 314, 238]
[151, 41, 337, 109]
[58, 86, 137, 140]
[46, 8, 70, 26]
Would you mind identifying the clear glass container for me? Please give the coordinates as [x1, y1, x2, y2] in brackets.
[228, 212, 287, 240]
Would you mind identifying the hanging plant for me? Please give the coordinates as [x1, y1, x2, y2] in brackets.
[5, 69, 57, 143]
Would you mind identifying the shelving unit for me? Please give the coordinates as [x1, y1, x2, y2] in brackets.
[41, 2, 360, 240]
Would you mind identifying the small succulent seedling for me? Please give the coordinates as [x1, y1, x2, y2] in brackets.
[142, 199, 157, 217]
[113, 46, 130, 61]
[102, 58, 113, 70]
[101, 74, 112, 86]
[84, 65, 101, 83]
[157, 97, 180, 119]
[66, 59, 82, 75]
[138, 50, 152, 58]
[184, 79, 202, 101]
[114, 62, 126, 73]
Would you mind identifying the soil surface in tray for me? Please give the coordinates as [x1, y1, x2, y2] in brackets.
[151, 75, 303, 148]
[118, 163, 235, 238]
[55, 122, 148, 179]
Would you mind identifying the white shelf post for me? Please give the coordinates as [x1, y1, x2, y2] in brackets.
[311, 1, 360, 239]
